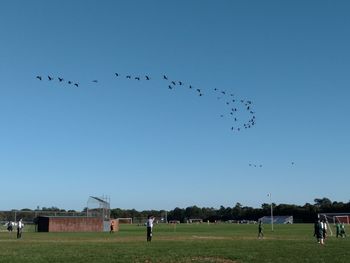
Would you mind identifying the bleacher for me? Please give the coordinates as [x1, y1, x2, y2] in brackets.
[259, 216, 293, 224]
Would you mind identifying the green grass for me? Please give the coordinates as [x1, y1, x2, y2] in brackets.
[0, 224, 349, 262]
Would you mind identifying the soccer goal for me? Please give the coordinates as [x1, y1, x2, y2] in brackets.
[117, 218, 133, 224]
[318, 213, 350, 237]
[334, 215, 350, 224]
[319, 213, 350, 225]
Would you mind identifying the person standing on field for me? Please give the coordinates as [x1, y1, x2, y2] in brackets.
[340, 223, 346, 238]
[110, 220, 115, 234]
[257, 220, 264, 239]
[313, 220, 319, 240]
[317, 220, 324, 245]
[322, 219, 327, 240]
[17, 219, 24, 239]
[146, 215, 155, 242]
[7, 221, 13, 232]
[336, 222, 341, 238]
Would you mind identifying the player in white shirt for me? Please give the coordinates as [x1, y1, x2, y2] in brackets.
[17, 219, 24, 239]
[146, 215, 155, 242]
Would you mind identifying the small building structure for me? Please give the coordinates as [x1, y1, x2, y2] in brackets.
[37, 216, 105, 232]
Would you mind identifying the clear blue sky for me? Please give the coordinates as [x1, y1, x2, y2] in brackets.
[1, 0, 349, 211]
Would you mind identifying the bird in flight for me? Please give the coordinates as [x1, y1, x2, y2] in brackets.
[189, 85, 193, 89]
[135, 77, 140, 81]
[171, 81, 176, 85]
[36, 76, 42, 80]
[168, 85, 173, 90]
[145, 76, 150, 80]
[163, 75, 168, 80]
[68, 81, 72, 84]
[74, 83, 79, 87]
[126, 75, 131, 79]
[48, 76, 53, 81]
[58, 77, 64, 82]
[115, 73, 119, 77]
[178, 81, 183, 85]
[92, 80, 98, 83]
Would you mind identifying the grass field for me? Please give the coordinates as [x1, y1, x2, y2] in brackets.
[0, 223, 349, 262]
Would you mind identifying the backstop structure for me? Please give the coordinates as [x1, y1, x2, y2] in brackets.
[0, 196, 118, 233]
[259, 216, 293, 224]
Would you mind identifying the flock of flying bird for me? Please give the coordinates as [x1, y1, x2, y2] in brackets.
[36, 75, 82, 87]
[249, 162, 295, 168]
[35, 72, 295, 168]
[36, 72, 256, 133]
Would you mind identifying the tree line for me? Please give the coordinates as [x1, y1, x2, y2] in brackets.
[2, 198, 349, 223]
[110, 198, 350, 223]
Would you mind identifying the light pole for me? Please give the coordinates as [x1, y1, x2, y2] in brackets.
[268, 193, 274, 231]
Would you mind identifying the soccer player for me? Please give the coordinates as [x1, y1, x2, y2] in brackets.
[146, 215, 155, 242]
[258, 220, 264, 239]
[313, 220, 319, 241]
[322, 219, 327, 240]
[7, 221, 13, 232]
[110, 220, 115, 234]
[317, 220, 324, 245]
[336, 222, 341, 238]
[340, 223, 347, 238]
[17, 219, 24, 239]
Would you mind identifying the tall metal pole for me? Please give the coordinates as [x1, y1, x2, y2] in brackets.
[269, 193, 274, 231]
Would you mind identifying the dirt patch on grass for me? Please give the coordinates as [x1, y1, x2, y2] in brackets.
[190, 256, 238, 262]
[191, 235, 230, 240]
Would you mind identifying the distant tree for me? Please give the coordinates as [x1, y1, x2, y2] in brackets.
[185, 206, 203, 219]
[232, 202, 243, 219]
[168, 207, 185, 222]
[314, 198, 332, 208]
[20, 208, 32, 211]
[42, 206, 61, 211]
